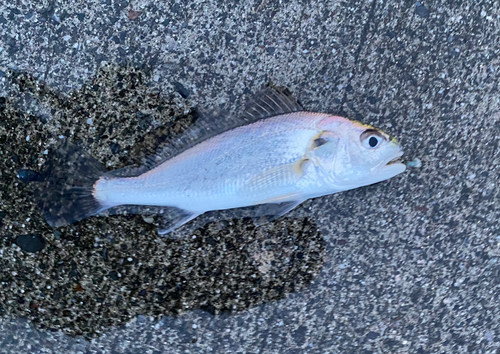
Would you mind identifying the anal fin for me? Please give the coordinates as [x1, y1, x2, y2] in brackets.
[157, 208, 201, 237]
[252, 199, 305, 227]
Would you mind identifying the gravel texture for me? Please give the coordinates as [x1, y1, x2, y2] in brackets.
[1, 0, 500, 353]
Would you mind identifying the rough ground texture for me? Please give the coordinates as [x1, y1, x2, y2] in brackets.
[0, 0, 499, 353]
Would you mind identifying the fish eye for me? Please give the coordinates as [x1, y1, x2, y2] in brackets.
[360, 129, 385, 149]
[368, 136, 380, 147]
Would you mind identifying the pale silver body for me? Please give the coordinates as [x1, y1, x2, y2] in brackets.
[95, 113, 331, 211]
[93, 111, 405, 233]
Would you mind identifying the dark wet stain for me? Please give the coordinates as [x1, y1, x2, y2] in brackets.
[2, 216, 324, 338]
[0, 66, 325, 339]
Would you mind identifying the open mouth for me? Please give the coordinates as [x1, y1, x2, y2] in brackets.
[384, 150, 404, 166]
[367, 150, 406, 183]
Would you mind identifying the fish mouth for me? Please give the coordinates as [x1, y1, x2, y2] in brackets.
[372, 150, 406, 179]
[351, 149, 406, 188]
[384, 150, 404, 166]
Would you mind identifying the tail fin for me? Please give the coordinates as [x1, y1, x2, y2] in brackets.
[37, 141, 109, 227]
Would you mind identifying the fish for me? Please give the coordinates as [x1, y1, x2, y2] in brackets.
[38, 87, 406, 235]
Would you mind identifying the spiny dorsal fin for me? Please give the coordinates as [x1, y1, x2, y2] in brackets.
[241, 85, 303, 121]
[110, 86, 304, 177]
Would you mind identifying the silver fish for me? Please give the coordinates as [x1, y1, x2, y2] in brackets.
[39, 88, 406, 234]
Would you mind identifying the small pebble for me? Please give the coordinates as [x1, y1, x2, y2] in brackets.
[17, 169, 42, 183]
[415, 2, 430, 18]
[366, 331, 380, 340]
[53, 230, 62, 240]
[128, 9, 142, 20]
[16, 234, 46, 253]
[172, 81, 190, 99]
[109, 142, 121, 154]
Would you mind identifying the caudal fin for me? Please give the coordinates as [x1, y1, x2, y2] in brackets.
[37, 141, 109, 227]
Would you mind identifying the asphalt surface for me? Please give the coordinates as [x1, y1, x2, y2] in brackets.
[1, 0, 499, 353]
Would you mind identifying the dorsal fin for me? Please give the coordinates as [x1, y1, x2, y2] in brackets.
[241, 85, 303, 121]
[108, 85, 304, 178]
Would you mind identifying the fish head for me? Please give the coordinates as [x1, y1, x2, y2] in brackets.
[312, 117, 406, 190]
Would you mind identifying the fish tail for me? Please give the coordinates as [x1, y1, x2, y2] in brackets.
[38, 141, 112, 227]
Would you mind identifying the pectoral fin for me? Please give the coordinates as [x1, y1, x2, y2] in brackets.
[240, 158, 311, 197]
